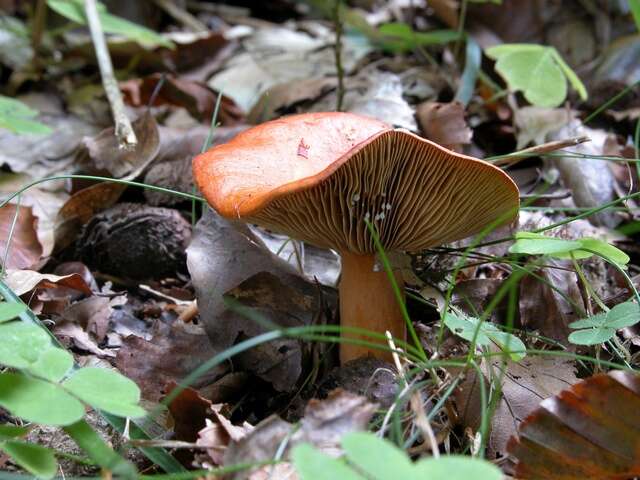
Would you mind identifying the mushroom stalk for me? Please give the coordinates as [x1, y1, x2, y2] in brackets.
[339, 251, 406, 363]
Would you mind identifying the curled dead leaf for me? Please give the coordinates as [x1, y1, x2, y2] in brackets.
[0, 203, 42, 270]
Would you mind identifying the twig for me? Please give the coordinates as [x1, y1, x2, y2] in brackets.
[333, 0, 345, 112]
[490, 136, 591, 167]
[152, 0, 208, 32]
[84, 0, 137, 149]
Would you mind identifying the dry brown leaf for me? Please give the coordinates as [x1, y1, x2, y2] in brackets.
[59, 295, 126, 343]
[79, 111, 160, 179]
[508, 371, 640, 479]
[121, 74, 243, 124]
[5, 269, 92, 297]
[53, 182, 127, 253]
[416, 101, 472, 152]
[0, 203, 42, 270]
[196, 403, 253, 467]
[455, 355, 578, 458]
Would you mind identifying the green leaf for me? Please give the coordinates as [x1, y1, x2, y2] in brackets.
[292, 443, 365, 480]
[0, 302, 26, 323]
[414, 455, 503, 479]
[0, 96, 52, 135]
[568, 327, 615, 345]
[63, 367, 146, 418]
[443, 313, 526, 361]
[630, 0, 640, 32]
[0, 424, 30, 440]
[377, 23, 459, 53]
[28, 348, 73, 382]
[46, 0, 173, 49]
[342, 432, 414, 479]
[510, 232, 581, 256]
[0, 373, 85, 426]
[568, 301, 640, 345]
[606, 301, 640, 329]
[0, 322, 52, 369]
[486, 44, 587, 107]
[510, 232, 629, 266]
[0, 440, 57, 479]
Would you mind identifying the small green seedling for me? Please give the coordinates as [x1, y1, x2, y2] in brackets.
[443, 312, 526, 361]
[0, 96, 52, 135]
[292, 431, 503, 480]
[569, 301, 640, 345]
[0, 299, 146, 478]
[47, 0, 174, 48]
[486, 44, 587, 107]
[509, 232, 629, 266]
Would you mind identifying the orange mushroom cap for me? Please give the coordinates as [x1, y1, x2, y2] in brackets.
[193, 112, 519, 254]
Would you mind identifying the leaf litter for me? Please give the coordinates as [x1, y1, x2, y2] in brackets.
[1, 0, 640, 478]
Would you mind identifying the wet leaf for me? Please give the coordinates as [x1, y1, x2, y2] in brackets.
[508, 371, 640, 479]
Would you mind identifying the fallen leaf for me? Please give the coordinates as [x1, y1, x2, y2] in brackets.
[223, 389, 377, 479]
[53, 322, 116, 358]
[114, 320, 225, 402]
[78, 111, 159, 179]
[455, 355, 578, 458]
[121, 74, 243, 124]
[416, 101, 472, 152]
[4, 269, 92, 297]
[59, 295, 126, 344]
[0, 203, 42, 270]
[53, 182, 127, 253]
[508, 371, 640, 479]
[196, 403, 253, 467]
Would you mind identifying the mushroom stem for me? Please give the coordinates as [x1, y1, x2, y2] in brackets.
[339, 251, 406, 363]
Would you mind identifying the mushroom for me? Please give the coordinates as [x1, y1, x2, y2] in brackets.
[193, 112, 519, 363]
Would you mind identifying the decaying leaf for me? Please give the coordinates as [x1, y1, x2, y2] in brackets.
[58, 295, 127, 344]
[455, 355, 578, 458]
[196, 403, 253, 467]
[0, 203, 42, 270]
[4, 269, 92, 297]
[416, 101, 472, 152]
[508, 371, 640, 479]
[121, 74, 243, 124]
[223, 389, 377, 479]
[78, 111, 160, 179]
[114, 320, 225, 402]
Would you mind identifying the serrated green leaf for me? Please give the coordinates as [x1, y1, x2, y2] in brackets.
[0, 96, 52, 135]
[0, 424, 30, 440]
[63, 367, 145, 418]
[568, 327, 615, 345]
[486, 44, 586, 107]
[0, 440, 57, 479]
[292, 444, 365, 480]
[0, 373, 85, 426]
[414, 455, 503, 479]
[0, 302, 26, 323]
[0, 322, 52, 369]
[28, 348, 73, 382]
[46, 0, 173, 49]
[342, 432, 414, 479]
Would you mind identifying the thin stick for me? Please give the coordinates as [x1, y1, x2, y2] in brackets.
[489, 136, 591, 166]
[84, 0, 137, 149]
[152, 0, 208, 32]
